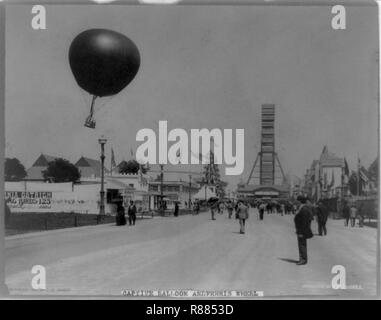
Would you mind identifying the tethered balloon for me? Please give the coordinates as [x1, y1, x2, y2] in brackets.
[69, 29, 140, 128]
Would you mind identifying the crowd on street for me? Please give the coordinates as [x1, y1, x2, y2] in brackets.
[204, 195, 369, 266]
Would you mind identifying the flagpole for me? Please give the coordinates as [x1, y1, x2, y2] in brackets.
[357, 155, 360, 197]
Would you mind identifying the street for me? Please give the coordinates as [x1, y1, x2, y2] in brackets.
[5, 208, 378, 297]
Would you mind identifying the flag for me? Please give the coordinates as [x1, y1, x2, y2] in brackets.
[323, 172, 328, 189]
[359, 167, 369, 183]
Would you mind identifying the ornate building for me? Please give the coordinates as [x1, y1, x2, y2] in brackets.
[303, 146, 345, 201]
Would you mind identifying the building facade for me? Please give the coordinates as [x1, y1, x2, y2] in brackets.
[148, 180, 201, 209]
[303, 146, 345, 201]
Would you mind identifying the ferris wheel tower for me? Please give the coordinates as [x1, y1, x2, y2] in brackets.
[246, 104, 286, 186]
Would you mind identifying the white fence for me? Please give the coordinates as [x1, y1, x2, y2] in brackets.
[5, 182, 101, 214]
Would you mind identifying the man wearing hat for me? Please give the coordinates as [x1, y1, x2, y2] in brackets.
[294, 196, 314, 265]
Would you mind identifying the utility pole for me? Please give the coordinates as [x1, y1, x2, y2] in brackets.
[160, 164, 164, 216]
[341, 165, 344, 200]
[357, 156, 361, 197]
[110, 151, 112, 177]
[98, 137, 107, 216]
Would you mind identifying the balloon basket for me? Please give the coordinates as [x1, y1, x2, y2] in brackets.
[84, 116, 96, 129]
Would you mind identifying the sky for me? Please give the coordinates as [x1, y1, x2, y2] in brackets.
[4, 3, 379, 189]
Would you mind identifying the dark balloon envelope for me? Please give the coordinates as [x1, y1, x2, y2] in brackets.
[69, 29, 140, 97]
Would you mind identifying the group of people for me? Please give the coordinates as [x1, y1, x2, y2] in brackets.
[207, 196, 332, 265]
[342, 201, 364, 228]
[115, 200, 137, 226]
[173, 201, 201, 217]
[255, 201, 296, 216]
[209, 200, 250, 234]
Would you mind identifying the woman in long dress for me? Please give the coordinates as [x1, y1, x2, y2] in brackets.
[116, 201, 126, 226]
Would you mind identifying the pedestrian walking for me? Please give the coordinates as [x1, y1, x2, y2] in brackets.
[316, 200, 328, 236]
[127, 200, 137, 226]
[210, 201, 218, 220]
[342, 201, 350, 227]
[115, 201, 126, 226]
[294, 196, 313, 265]
[193, 201, 200, 215]
[227, 201, 234, 219]
[285, 202, 291, 215]
[358, 204, 364, 228]
[236, 201, 249, 234]
[218, 202, 224, 214]
[281, 203, 285, 216]
[174, 202, 179, 217]
[259, 202, 265, 221]
[266, 202, 271, 214]
[350, 204, 357, 227]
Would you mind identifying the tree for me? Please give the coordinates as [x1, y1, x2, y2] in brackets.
[5, 158, 27, 181]
[215, 180, 228, 198]
[118, 159, 148, 174]
[42, 158, 81, 183]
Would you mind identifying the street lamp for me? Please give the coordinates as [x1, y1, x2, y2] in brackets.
[98, 137, 107, 216]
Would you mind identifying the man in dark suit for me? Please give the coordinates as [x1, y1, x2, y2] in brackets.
[294, 196, 313, 265]
[342, 201, 350, 227]
[316, 200, 329, 236]
[127, 200, 137, 226]
[174, 202, 179, 217]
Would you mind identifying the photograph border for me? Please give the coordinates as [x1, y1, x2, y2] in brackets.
[0, 0, 379, 300]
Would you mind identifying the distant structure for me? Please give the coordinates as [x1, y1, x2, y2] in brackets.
[237, 104, 289, 200]
[75, 156, 105, 178]
[285, 173, 303, 198]
[303, 146, 345, 200]
[26, 153, 58, 181]
[25, 154, 106, 181]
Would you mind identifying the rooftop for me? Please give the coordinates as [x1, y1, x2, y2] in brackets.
[320, 146, 344, 167]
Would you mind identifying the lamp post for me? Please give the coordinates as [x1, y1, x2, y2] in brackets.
[160, 164, 164, 216]
[98, 137, 107, 216]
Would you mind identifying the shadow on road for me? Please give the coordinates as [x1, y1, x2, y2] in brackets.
[278, 258, 298, 264]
